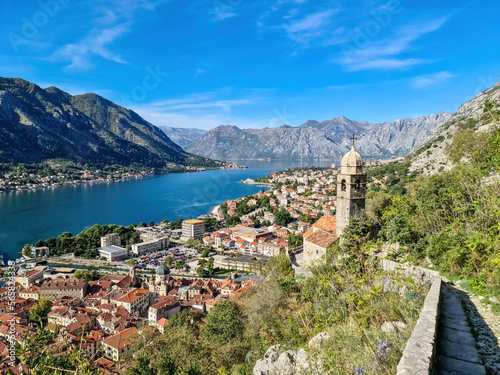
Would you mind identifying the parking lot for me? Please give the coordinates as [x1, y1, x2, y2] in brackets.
[129, 244, 200, 272]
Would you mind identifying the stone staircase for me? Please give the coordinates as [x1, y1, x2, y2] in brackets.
[436, 283, 486, 375]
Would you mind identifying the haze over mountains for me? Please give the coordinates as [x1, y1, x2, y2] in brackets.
[160, 126, 208, 147]
[184, 113, 452, 161]
[0, 78, 213, 167]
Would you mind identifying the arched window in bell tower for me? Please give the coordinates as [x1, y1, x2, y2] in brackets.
[354, 179, 360, 191]
[341, 179, 346, 192]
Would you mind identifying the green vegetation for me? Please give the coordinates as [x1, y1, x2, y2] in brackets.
[199, 301, 245, 344]
[203, 217, 220, 232]
[375, 126, 500, 290]
[22, 244, 33, 258]
[73, 269, 101, 282]
[367, 161, 417, 195]
[275, 208, 292, 226]
[29, 299, 53, 325]
[34, 224, 140, 258]
[117, 221, 426, 374]
[15, 324, 97, 374]
[17, 219, 427, 374]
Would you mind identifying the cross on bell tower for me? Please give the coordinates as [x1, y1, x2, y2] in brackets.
[350, 134, 357, 149]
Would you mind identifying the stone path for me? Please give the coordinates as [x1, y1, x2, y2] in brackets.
[436, 283, 488, 374]
[460, 287, 500, 374]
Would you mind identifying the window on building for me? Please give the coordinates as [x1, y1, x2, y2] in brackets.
[341, 179, 346, 192]
[354, 179, 360, 191]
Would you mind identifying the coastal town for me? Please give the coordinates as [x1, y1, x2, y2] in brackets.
[0, 153, 402, 374]
[0, 161, 246, 192]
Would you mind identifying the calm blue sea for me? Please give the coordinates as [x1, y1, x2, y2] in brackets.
[0, 160, 334, 261]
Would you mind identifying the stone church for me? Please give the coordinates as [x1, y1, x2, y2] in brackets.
[302, 136, 366, 266]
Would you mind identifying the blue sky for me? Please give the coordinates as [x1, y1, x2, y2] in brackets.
[1, 0, 499, 130]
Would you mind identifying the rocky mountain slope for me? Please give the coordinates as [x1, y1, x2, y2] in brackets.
[185, 113, 452, 162]
[0, 78, 214, 167]
[160, 126, 207, 147]
[410, 82, 500, 174]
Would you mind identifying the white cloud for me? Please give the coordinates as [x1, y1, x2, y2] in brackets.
[130, 107, 269, 130]
[125, 90, 274, 130]
[283, 9, 339, 41]
[53, 1, 166, 70]
[412, 71, 454, 88]
[54, 23, 130, 70]
[336, 17, 449, 71]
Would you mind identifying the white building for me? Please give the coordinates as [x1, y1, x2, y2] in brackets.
[101, 233, 121, 247]
[97, 245, 128, 261]
[182, 219, 205, 240]
[131, 237, 169, 254]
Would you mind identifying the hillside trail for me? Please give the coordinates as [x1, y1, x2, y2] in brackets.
[436, 283, 499, 374]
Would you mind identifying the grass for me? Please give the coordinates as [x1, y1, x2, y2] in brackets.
[210, 268, 252, 276]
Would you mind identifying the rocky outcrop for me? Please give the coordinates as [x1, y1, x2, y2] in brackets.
[185, 113, 452, 161]
[409, 82, 500, 174]
[252, 333, 329, 375]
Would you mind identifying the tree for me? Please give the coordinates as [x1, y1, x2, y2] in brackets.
[198, 259, 207, 267]
[29, 299, 53, 325]
[197, 266, 208, 278]
[287, 233, 303, 249]
[226, 216, 241, 227]
[16, 324, 96, 374]
[168, 309, 204, 333]
[73, 269, 99, 282]
[204, 217, 219, 232]
[22, 244, 33, 258]
[150, 221, 155, 227]
[157, 352, 178, 374]
[139, 222, 147, 227]
[207, 258, 214, 274]
[339, 216, 370, 255]
[175, 260, 185, 269]
[166, 256, 173, 266]
[127, 350, 152, 375]
[264, 252, 295, 291]
[200, 301, 245, 344]
[202, 248, 210, 257]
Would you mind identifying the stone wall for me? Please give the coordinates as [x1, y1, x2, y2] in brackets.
[380, 258, 443, 375]
[397, 276, 442, 374]
[380, 258, 440, 285]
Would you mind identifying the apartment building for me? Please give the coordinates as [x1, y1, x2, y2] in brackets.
[15, 269, 44, 289]
[182, 219, 205, 240]
[40, 279, 87, 301]
[114, 288, 150, 316]
[131, 237, 169, 254]
[101, 233, 121, 247]
[102, 327, 137, 361]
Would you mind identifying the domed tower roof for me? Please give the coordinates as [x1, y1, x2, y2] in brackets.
[156, 265, 170, 276]
[340, 135, 364, 174]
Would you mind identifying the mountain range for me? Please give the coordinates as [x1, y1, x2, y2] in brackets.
[160, 126, 208, 147]
[0, 77, 214, 167]
[184, 113, 452, 162]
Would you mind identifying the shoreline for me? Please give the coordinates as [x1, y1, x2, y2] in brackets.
[4, 167, 270, 263]
[0, 164, 248, 194]
[211, 204, 221, 216]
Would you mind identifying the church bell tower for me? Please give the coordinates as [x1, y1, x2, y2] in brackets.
[336, 135, 366, 237]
